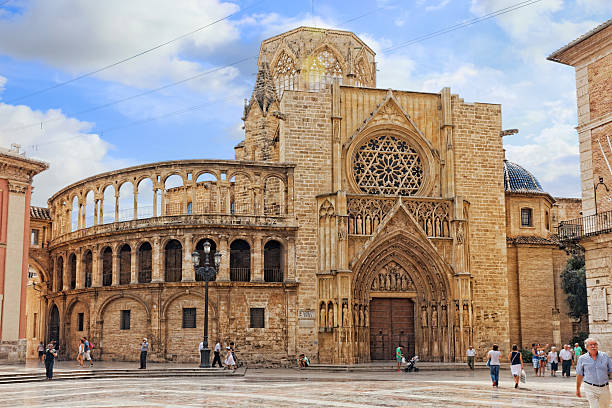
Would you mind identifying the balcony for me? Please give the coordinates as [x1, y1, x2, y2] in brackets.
[558, 209, 612, 241]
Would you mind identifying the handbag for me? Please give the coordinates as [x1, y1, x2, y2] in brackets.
[401, 356, 406, 364]
[486, 359, 490, 367]
[520, 369, 526, 383]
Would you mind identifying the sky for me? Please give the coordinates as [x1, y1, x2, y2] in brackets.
[0, 0, 610, 206]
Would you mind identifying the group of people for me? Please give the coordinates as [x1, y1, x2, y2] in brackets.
[204, 340, 239, 370]
[529, 342, 582, 378]
[37, 337, 94, 379]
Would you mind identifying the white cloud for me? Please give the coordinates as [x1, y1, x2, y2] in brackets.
[419, 0, 452, 12]
[577, 0, 612, 14]
[0, 0, 241, 89]
[0, 103, 132, 206]
[0, 74, 5, 95]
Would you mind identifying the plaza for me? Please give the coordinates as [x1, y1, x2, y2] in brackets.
[0, 365, 590, 407]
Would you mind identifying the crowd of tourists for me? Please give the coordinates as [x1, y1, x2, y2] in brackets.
[483, 338, 612, 408]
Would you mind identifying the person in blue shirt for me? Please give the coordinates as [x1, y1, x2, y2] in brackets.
[576, 337, 612, 407]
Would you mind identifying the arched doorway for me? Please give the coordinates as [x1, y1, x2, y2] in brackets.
[49, 305, 60, 343]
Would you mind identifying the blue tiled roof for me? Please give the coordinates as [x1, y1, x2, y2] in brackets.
[503, 161, 544, 193]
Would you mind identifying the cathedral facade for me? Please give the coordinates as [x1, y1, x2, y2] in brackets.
[23, 27, 580, 365]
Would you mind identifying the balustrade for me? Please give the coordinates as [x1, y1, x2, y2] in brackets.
[558, 209, 612, 241]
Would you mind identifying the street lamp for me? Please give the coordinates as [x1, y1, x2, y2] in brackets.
[594, 176, 609, 214]
[192, 241, 222, 368]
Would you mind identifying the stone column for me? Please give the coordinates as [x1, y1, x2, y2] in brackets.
[252, 234, 263, 282]
[92, 247, 101, 287]
[217, 235, 230, 281]
[94, 199, 99, 225]
[182, 233, 195, 282]
[133, 188, 138, 220]
[151, 237, 162, 283]
[153, 188, 158, 217]
[112, 250, 120, 286]
[286, 237, 296, 282]
[75, 249, 83, 289]
[62, 254, 69, 291]
[130, 242, 138, 284]
[114, 192, 119, 222]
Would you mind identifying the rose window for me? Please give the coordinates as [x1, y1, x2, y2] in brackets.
[353, 134, 424, 196]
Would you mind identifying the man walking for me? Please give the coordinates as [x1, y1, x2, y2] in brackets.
[574, 342, 583, 367]
[139, 338, 149, 369]
[560, 344, 573, 377]
[467, 345, 475, 370]
[576, 338, 612, 407]
[212, 340, 223, 367]
[83, 337, 94, 367]
[44, 342, 58, 380]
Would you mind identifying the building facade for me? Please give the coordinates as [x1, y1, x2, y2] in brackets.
[550, 19, 612, 351]
[24, 27, 581, 364]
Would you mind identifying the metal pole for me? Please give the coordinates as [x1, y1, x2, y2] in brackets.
[200, 252, 211, 368]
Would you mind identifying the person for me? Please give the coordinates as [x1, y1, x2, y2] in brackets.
[37, 342, 45, 364]
[467, 345, 475, 370]
[77, 338, 85, 368]
[574, 342, 583, 368]
[487, 344, 501, 387]
[224, 346, 236, 370]
[212, 340, 223, 368]
[508, 344, 524, 389]
[538, 345, 547, 377]
[44, 342, 58, 380]
[395, 344, 403, 372]
[298, 354, 310, 368]
[576, 337, 612, 407]
[83, 336, 94, 367]
[548, 346, 559, 377]
[531, 343, 540, 376]
[560, 344, 573, 377]
[139, 338, 149, 369]
[229, 341, 239, 368]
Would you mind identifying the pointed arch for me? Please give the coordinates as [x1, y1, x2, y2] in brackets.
[305, 44, 346, 91]
[271, 48, 298, 98]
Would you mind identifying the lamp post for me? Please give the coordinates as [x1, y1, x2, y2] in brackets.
[192, 241, 222, 368]
[594, 176, 609, 214]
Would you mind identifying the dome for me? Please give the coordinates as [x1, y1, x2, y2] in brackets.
[503, 161, 544, 193]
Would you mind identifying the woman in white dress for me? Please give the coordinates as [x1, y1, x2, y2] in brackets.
[508, 344, 524, 389]
[224, 346, 235, 370]
[77, 339, 85, 368]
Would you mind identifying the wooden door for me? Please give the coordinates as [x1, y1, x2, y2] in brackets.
[369, 298, 415, 360]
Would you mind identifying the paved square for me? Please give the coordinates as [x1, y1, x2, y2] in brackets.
[0, 368, 591, 407]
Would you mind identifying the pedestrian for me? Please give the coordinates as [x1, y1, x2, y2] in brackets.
[576, 337, 612, 407]
[467, 345, 475, 370]
[37, 342, 45, 364]
[224, 346, 236, 370]
[508, 344, 524, 389]
[487, 344, 501, 387]
[139, 337, 149, 369]
[538, 345, 547, 377]
[77, 338, 85, 368]
[44, 342, 57, 380]
[396, 344, 403, 372]
[229, 342, 239, 368]
[298, 353, 310, 368]
[560, 344, 573, 377]
[83, 336, 94, 367]
[548, 346, 559, 377]
[531, 343, 540, 376]
[574, 342, 583, 368]
[212, 340, 223, 368]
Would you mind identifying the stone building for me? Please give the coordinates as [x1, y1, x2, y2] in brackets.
[24, 27, 582, 365]
[550, 19, 612, 350]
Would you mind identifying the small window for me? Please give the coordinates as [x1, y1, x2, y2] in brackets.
[520, 208, 533, 227]
[182, 308, 196, 329]
[250, 308, 265, 328]
[31, 229, 39, 246]
[187, 202, 193, 215]
[78, 312, 84, 332]
[120, 310, 131, 330]
[545, 211, 550, 230]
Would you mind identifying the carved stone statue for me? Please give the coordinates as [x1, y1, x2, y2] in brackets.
[441, 305, 447, 327]
[342, 303, 349, 327]
[320, 303, 326, 327]
[463, 304, 470, 327]
[328, 303, 334, 327]
[421, 306, 428, 328]
[431, 306, 438, 328]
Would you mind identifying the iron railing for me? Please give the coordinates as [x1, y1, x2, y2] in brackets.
[230, 267, 250, 282]
[558, 209, 612, 241]
[264, 268, 283, 282]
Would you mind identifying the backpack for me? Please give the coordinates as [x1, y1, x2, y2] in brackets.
[88, 342, 94, 350]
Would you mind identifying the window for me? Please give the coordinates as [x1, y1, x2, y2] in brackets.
[545, 211, 550, 230]
[250, 308, 265, 328]
[187, 202, 193, 215]
[182, 308, 196, 329]
[31, 229, 39, 246]
[520, 208, 533, 227]
[120, 310, 131, 330]
[78, 312, 84, 332]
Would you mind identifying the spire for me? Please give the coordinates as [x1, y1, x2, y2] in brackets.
[249, 57, 278, 116]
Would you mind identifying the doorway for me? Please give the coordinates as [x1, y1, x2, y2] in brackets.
[369, 298, 415, 360]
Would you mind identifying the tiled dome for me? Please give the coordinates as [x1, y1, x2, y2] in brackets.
[503, 161, 544, 193]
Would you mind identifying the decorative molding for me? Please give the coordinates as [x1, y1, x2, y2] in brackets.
[8, 180, 29, 194]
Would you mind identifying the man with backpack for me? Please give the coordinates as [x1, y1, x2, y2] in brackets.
[83, 336, 94, 367]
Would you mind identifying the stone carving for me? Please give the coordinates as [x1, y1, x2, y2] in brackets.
[342, 303, 349, 327]
[431, 306, 438, 328]
[369, 262, 415, 292]
[463, 304, 470, 327]
[8, 180, 29, 194]
[456, 223, 464, 244]
[441, 305, 447, 327]
[320, 303, 326, 327]
[591, 287, 608, 322]
[421, 306, 428, 328]
[328, 303, 334, 327]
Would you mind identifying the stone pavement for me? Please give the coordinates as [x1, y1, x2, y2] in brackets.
[0, 365, 591, 407]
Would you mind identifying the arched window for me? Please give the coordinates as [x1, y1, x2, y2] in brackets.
[273, 51, 297, 98]
[102, 247, 113, 286]
[56, 256, 63, 292]
[68, 253, 76, 289]
[308, 48, 343, 91]
[165, 239, 182, 282]
[264, 240, 283, 282]
[264, 177, 285, 215]
[49, 305, 60, 344]
[230, 239, 250, 282]
[83, 250, 92, 288]
[195, 239, 217, 282]
[138, 242, 152, 283]
[354, 58, 370, 87]
[71, 197, 79, 231]
[119, 244, 131, 285]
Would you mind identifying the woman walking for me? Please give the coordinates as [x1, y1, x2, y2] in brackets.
[37, 342, 45, 364]
[548, 346, 559, 377]
[538, 346, 547, 377]
[224, 346, 236, 370]
[508, 344, 524, 389]
[487, 344, 501, 387]
[76, 339, 85, 368]
[531, 343, 539, 376]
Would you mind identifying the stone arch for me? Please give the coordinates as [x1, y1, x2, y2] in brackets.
[263, 239, 284, 282]
[95, 293, 152, 324]
[64, 298, 91, 357]
[263, 175, 286, 215]
[28, 257, 50, 283]
[270, 46, 298, 97]
[304, 43, 346, 91]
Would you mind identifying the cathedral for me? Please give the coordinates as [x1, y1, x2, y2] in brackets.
[16, 27, 582, 365]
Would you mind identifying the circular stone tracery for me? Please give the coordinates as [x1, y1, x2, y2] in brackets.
[352, 134, 424, 196]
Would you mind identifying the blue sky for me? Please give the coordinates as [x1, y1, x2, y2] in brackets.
[0, 0, 609, 206]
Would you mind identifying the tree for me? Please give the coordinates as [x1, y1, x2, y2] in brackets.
[560, 256, 588, 319]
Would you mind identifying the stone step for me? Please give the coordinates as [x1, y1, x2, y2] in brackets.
[306, 363, 487, 372]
